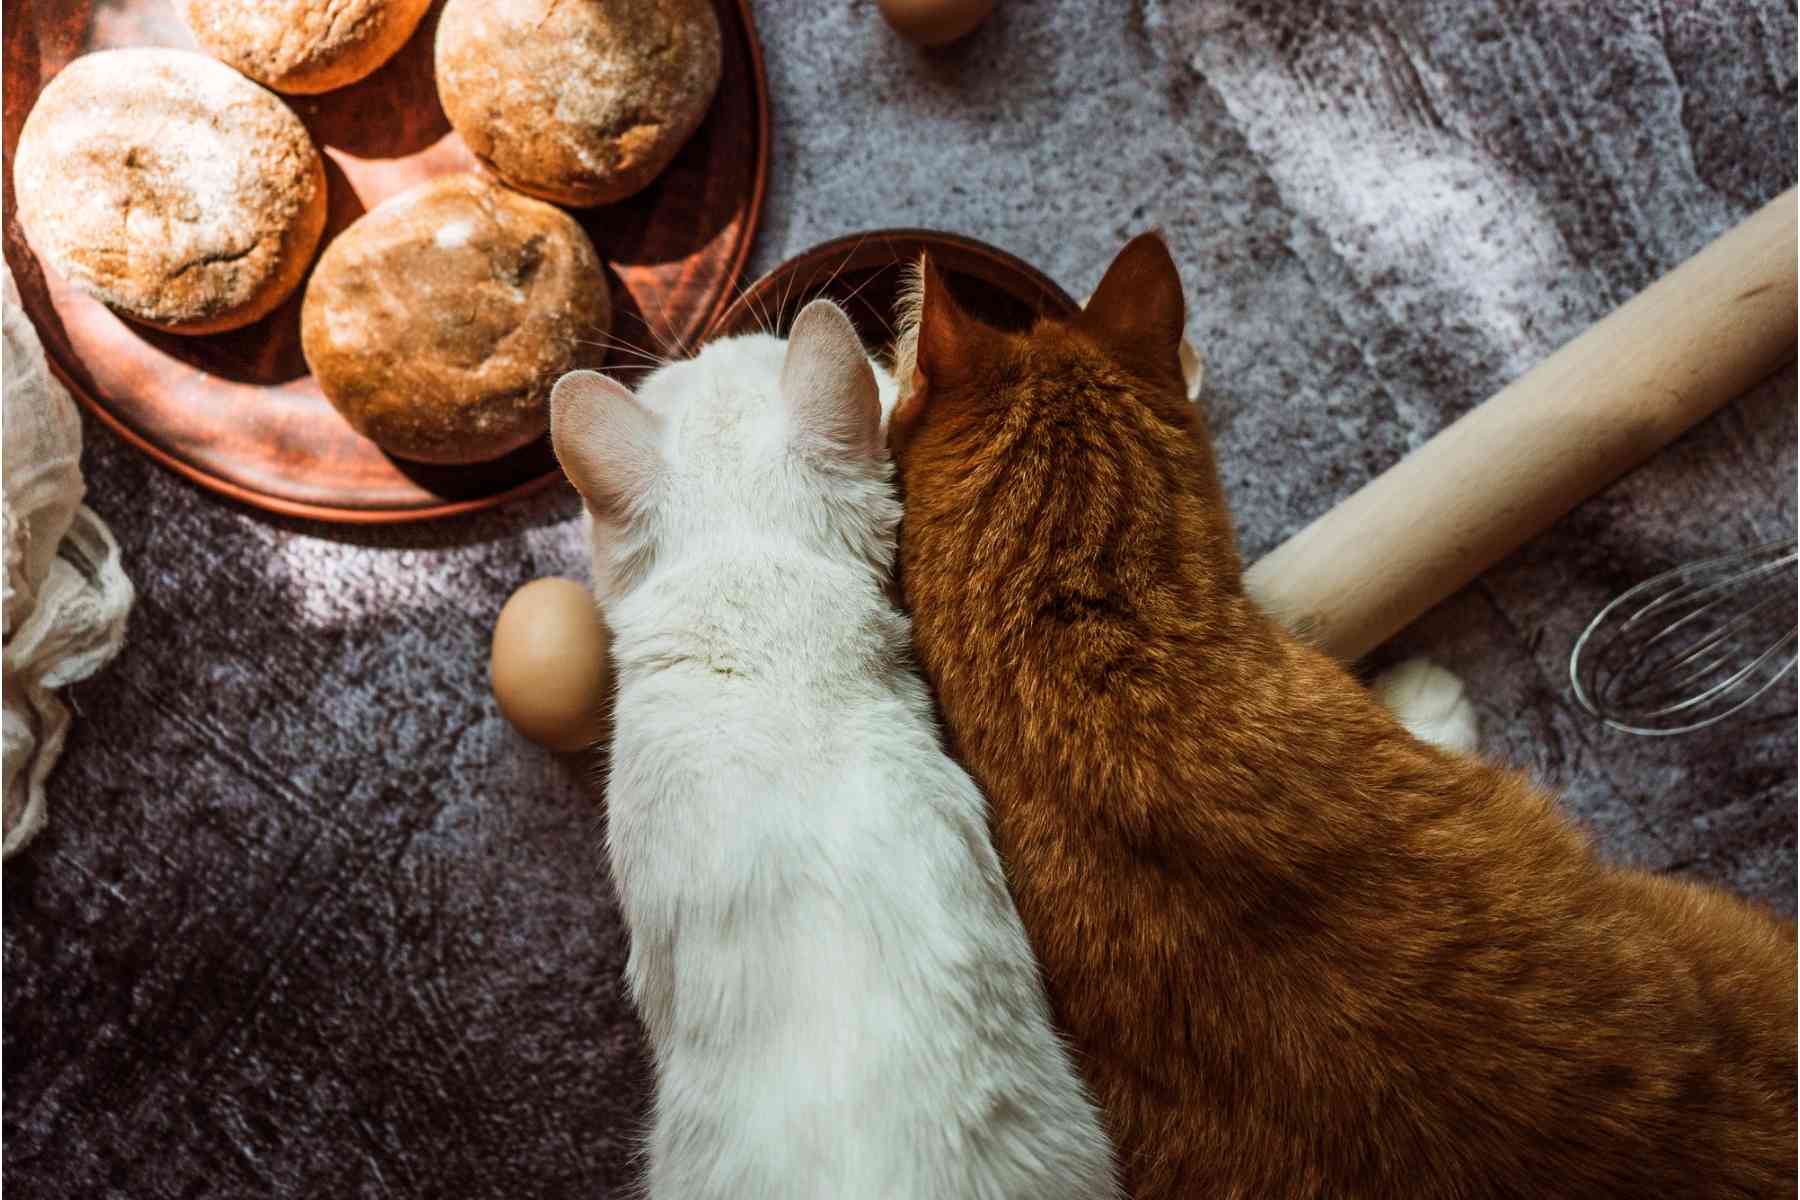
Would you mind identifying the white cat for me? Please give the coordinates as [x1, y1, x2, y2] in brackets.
[550, 300, 1119, 1200]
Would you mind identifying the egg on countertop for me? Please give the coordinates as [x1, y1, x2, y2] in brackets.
[876, 0, 994, 47]
[490, 577, 611, 752]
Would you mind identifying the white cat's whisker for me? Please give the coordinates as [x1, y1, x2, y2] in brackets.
[741, 273, 777, 338]
[578, 335, 669, 369]
[640, 283, 692, 361]
[583, 325, 669, 361]
[774, 241, 817, 330]
[807, 232, 873, 326]
[724, 272, 758, 334]
[834, 266, 889, 340]
[619, 302, 676, 363]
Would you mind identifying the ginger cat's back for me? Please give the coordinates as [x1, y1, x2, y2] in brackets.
[889, 235, 1797, 1198]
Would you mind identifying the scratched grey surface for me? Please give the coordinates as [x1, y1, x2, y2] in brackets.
[4, 1, 1795, 1195]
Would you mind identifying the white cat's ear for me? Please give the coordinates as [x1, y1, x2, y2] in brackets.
[782, 298, 880, 457]
[549, 369, 661, 516]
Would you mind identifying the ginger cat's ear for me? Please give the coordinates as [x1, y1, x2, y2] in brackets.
[549, 369, 662, 516]
[1080, 232, 1187, 383]
[892, 253, 973, 436]
[783, 298, 881, 457]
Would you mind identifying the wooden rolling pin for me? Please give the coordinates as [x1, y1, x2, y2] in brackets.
[1245, 187, 1798, 663]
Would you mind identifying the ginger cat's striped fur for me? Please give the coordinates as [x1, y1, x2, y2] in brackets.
[888, 234, 1797, 1199]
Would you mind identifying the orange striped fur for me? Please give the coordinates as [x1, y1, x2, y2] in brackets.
[888, 234, 1797, 1199]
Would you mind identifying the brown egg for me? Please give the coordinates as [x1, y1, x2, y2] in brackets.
[490, 577, 612, 752]
[876, 0, 994, 47]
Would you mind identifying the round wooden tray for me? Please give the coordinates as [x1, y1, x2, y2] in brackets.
[708, 229, 1079, 352]
[1, 0, 769, 523]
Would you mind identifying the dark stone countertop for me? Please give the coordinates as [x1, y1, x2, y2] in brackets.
[5, 2, 1794, 1195]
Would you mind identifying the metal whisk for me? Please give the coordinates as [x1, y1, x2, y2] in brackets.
[1569, 538, 1798, 736]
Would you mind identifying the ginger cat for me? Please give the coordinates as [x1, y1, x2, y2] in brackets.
[887, 234, 1798, 1199]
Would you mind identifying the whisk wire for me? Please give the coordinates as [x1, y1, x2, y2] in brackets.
[1655, 591, 1785, 689]
[1569, 537, 1798, 736]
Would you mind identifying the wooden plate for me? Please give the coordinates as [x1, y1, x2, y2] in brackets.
[707, 229, 1078, 354]
[1, 0, 769, 523]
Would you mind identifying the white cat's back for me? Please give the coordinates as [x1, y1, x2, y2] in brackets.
[606, 560, 1114, 1199]
[552, 306, 1115, 1200]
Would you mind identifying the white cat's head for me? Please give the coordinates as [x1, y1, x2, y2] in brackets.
[550, 299, 901, 608]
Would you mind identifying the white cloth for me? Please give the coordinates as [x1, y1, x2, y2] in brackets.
[3, 263, 134, 857]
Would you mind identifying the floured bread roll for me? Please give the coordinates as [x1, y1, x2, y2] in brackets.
[175, 0, 435, 95]
[12, 48, 327, 335]
[435, 0, 723, 207]
[300, 173, 612, 465]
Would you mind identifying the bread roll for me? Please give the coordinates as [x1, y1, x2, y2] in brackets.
[434, 0, 723, 207]
[12, 48, 327, 335]
[175, 0, 435, 95]
[301, 173, 612, 465]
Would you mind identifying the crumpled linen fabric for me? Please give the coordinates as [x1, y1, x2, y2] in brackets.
[2, 263, 134, 857]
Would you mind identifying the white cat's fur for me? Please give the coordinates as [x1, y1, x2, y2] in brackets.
[1369, 657, 1480, 754]
[550, 301, 1118, 1200]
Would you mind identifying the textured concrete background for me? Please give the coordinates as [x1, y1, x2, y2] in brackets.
[5, 1, 1796, 1195]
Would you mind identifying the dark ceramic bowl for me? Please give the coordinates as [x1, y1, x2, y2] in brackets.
[705, 229, 1078, 360]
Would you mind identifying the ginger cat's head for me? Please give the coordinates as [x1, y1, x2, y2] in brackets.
[549, 299, 902, 609]
[894, 233, 1190, 450]
[889, 233, 1239, 622]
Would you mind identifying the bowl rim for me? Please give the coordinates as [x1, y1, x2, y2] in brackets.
[704, 227, 1080, 343]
